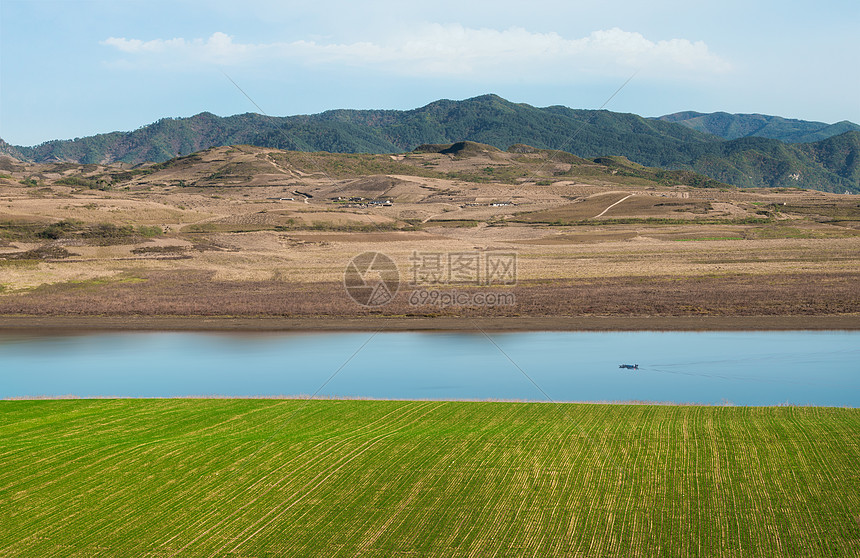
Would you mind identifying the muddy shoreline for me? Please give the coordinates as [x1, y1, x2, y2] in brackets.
[1, 314, 857, 333]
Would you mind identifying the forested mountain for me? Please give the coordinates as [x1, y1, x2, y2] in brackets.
[657, 111, 860, 143]
[4, 95, 858, 192]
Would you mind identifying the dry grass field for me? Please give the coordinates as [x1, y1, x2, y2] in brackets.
[1, 145, 858, 325]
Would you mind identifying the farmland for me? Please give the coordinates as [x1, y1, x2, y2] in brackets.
[1, 144, 859, 327]
[1, 399, 858, 556]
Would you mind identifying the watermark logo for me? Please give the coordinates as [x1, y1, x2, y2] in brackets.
[344, 250, 516, 308]
[343, 251, 400, 307]
[408, 251, 517, 286]
[407, 288, 516, 308]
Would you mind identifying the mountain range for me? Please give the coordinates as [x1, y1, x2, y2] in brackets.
[656, 111, 860, 143]
[2, 95, 858, 193]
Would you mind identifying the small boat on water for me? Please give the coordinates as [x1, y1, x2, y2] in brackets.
[619, 364, 639, 370]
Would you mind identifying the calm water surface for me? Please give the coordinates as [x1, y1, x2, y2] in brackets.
[1, 331, 857, 406]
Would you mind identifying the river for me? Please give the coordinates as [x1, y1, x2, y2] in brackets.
[1, 331, 857, 406]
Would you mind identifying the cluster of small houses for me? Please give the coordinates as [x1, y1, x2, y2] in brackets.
[464, 201, 515, 207]
[330, 196, 393, 208]
[268, 196, 516, 208]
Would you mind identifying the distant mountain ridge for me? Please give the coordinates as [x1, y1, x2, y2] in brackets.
[656, 111, 860, 143]
[4, 95, 714, 166]
[0, 138, 26, 161]
[3, 94, 858, 193]
[679, 131, 860, 193]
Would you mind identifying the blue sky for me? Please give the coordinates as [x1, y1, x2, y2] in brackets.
[1, 0, 858, 146]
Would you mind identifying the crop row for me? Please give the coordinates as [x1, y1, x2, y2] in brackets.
[0, 400, 857, 556]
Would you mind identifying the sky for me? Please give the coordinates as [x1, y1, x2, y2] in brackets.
[1, 0, 858, 146]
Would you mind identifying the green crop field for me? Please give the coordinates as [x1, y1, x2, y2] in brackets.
[1, 400, 858, 556]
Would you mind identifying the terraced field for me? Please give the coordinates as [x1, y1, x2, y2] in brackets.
[1, 400, 858, 556]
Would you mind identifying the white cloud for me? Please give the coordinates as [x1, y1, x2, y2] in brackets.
[101, 32, 254, 65]
[101, 26, 731, 79]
